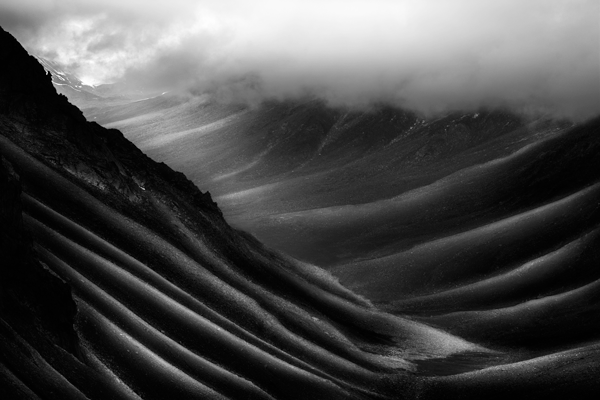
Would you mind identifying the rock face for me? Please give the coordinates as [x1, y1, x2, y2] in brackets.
[0, 26, 220, 216]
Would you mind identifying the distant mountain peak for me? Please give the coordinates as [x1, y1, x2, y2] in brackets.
[32, 55, 104, 100]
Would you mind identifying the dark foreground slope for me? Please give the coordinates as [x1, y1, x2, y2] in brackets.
[0, 26, 507, 400]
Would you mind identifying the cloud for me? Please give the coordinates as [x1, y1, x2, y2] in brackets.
[1, 0, 598, 119]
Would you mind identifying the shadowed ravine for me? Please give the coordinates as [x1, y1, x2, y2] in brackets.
[2, 25, 600, 399]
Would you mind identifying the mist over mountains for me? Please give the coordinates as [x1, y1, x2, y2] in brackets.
[2, 0, 600, 395]
[2, 0, 599, 119]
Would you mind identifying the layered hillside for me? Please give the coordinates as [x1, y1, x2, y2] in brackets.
[81, 90, 600, 397]
[2, 25, 600, 399]
[77, 88, 571, 267]
[332, 116, 600, 389]
[0, 25, 498, 400]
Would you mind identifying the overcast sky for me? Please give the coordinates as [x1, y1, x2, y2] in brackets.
[1, 0, 598, 119]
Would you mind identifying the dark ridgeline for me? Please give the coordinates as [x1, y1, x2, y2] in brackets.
[1, 24, 600, 400]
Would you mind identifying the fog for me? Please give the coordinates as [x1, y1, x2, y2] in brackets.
[1, 0, 598, 119]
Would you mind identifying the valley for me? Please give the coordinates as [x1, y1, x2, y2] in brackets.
[1, 25, 600, 399]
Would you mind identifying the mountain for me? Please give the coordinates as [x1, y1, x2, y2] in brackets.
[0, 25, 470, 400]
[34, 56, 103, 102]
[2, 25, 600, 399]
[78, 83, 600, 397]
[34, 55, 164, 118]
[76, 86, 572, 268]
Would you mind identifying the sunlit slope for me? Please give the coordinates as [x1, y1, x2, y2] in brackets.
[80, 85, 600, 368]
[81, 92, 568, 266]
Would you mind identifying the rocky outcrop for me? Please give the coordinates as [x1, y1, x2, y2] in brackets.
[0, 26, 219, 218]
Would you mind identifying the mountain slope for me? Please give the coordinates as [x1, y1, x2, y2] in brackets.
[77, 88, 570, 267]
[0, 25, 500, 400]
[3, 25, 600, 399]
